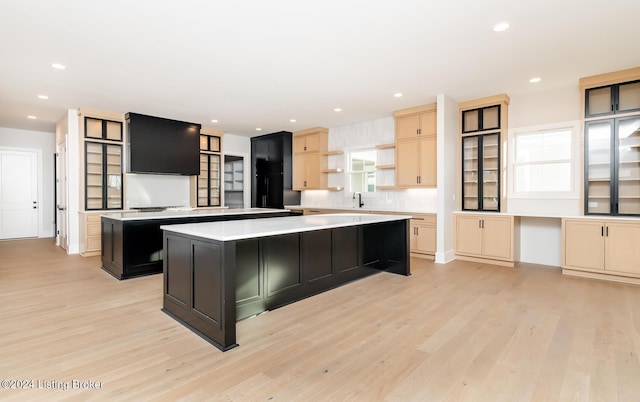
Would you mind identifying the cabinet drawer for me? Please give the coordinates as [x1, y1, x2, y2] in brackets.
[86, 214, 101, 223]
[408, 213, 435, 224]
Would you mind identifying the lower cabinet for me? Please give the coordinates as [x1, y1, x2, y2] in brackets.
[454, 213, 519, 266]
[409, 213, 436, 258]
[562, 218, 640, 283]
[83, 213, 102, 256]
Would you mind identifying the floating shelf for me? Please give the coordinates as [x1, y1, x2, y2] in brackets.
[375, 164, 395, 170]
[376, 185, 407, 190]
[322, 168, 343, 173]
[376, 143, 395, 149]
[327, 186, 344, 191]
[323, 150, 344, 156]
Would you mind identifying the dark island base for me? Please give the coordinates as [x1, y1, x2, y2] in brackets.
[101, 211, 291, 280]
[162, 219, 410, 351]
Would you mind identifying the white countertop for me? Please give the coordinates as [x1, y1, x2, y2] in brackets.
[101, 208, 288, 221]
[161, 213, 412, 241]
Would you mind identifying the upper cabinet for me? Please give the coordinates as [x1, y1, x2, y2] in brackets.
[293, 127, 328, 190]
[80, 110, 124, 211]
[585, 80, 640, 118]
[394, 103, 437, 187]
[580, 68, 640, 216]
[195, 128, 223, 207]
[459, 94, 509, 212]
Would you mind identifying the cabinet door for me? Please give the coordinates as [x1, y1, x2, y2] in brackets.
[481, 216, 512, 260]
[419, 137, 437, 186]
[105, 144, 122, 209]
[455, 215, 482, 256]
[85, 142, 104, 210]
[616, 117, 640, 215]
[462, 136, 479, 210]
[585, 120, 613, 214]
[396, 139, 420, 186]
[292, 154, 305, 190]
[293, 134, 320, 153]
[481, 134, 500, 211]
[396, 115, 420, 140]
[414, 223, 436, 254]
[420, 111, 437, 136]
[605, 222, 640, 274]
[563, 220, 605, 270]
[293, 136, 307, 154]
[304, 153, 321, 188]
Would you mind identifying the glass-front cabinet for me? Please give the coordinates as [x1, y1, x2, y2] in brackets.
[85, 142, 122, 210]
[462, 133, 500, 211]
[197, 130, 222, 207]
[586, 117, 640, 215]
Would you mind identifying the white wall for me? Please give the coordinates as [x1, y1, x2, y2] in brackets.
[0, 126, 56, 238]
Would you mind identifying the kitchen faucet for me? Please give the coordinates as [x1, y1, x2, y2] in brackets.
[353, 192, 364, 208]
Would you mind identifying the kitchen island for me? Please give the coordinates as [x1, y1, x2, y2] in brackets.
[101, 208, 291, 279]
[161, 213, 410, 351]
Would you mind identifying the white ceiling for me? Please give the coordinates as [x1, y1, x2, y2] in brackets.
[1, 0, 640, 137]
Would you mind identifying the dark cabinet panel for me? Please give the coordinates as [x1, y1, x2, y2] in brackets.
[332, 226, 359, 273]
[264, 233, 301, 296]
[235, 240, 261, 305]
[302, 230, 332, 282]
[165, 235, 190, 307]
[192, 240, 223, 325]
[251, 131, 299, 209]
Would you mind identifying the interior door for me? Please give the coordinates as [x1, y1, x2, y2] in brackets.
[56, 139, 68, 249]
[0, 148, 38, 239]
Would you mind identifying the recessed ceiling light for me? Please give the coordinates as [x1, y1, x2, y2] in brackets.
[290, 119, 296, 123]
[394, 93, 403, 98]
[27, 115, 37, 120]
[211, 119, 218, 123]
[493, 22, 510, 32]
[334, 108, 342, 112]
[256, 128, 262, 131]
[529, 77, 542, 83]
[37, 94, 49, 100]
[51, 63, 66, 70]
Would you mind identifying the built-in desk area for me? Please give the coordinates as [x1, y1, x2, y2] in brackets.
[161, 213, 411, 351]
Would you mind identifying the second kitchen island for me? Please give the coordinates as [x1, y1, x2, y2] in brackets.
[161, 213, 411, 351]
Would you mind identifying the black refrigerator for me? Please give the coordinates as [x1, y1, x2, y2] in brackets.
[251, 131, 300, 209]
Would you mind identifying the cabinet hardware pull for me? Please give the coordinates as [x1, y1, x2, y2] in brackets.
[606, 226, 609, 237]
[416, 227, 419, 235]
[601, 226, 604, 237]
[479, 219, 482, 229]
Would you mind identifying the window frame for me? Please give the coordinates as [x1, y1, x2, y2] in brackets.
[508, 121, 581, 200]
[346, 147, 377, 194]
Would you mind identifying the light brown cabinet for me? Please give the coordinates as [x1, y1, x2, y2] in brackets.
[394, 104, 437, 187]
[409, 213, 436, 258]
[454, 213, 518, 266]
[562, 218, 640, 283]
[82, 213, 102, 256]
[293, 127, 328, 190]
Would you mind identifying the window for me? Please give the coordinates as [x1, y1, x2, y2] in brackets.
[348, 149, 376, 193]
[511, 125, 577, 197]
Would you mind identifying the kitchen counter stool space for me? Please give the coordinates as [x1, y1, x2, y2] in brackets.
[161, 213, 411, 351]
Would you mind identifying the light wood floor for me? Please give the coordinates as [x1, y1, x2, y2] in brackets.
[1, 239, 639, 401]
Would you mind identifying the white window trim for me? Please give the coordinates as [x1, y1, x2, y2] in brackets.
[507, 120, 581, 200]
[344, 146, 378, 197]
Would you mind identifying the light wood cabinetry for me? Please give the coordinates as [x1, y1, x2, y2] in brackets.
[562, 218, 640, 283]
[580, 68, 640, 216]
[394, 103, 437, 187]
[82, 213, 102, 256]
[459, 94, 509, 212]
[409, 213, 436, 259]
[454, 213, 519, 266]
[293, 127, 328, 190]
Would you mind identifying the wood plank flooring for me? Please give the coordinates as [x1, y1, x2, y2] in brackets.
[1, 238, 639, 401]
